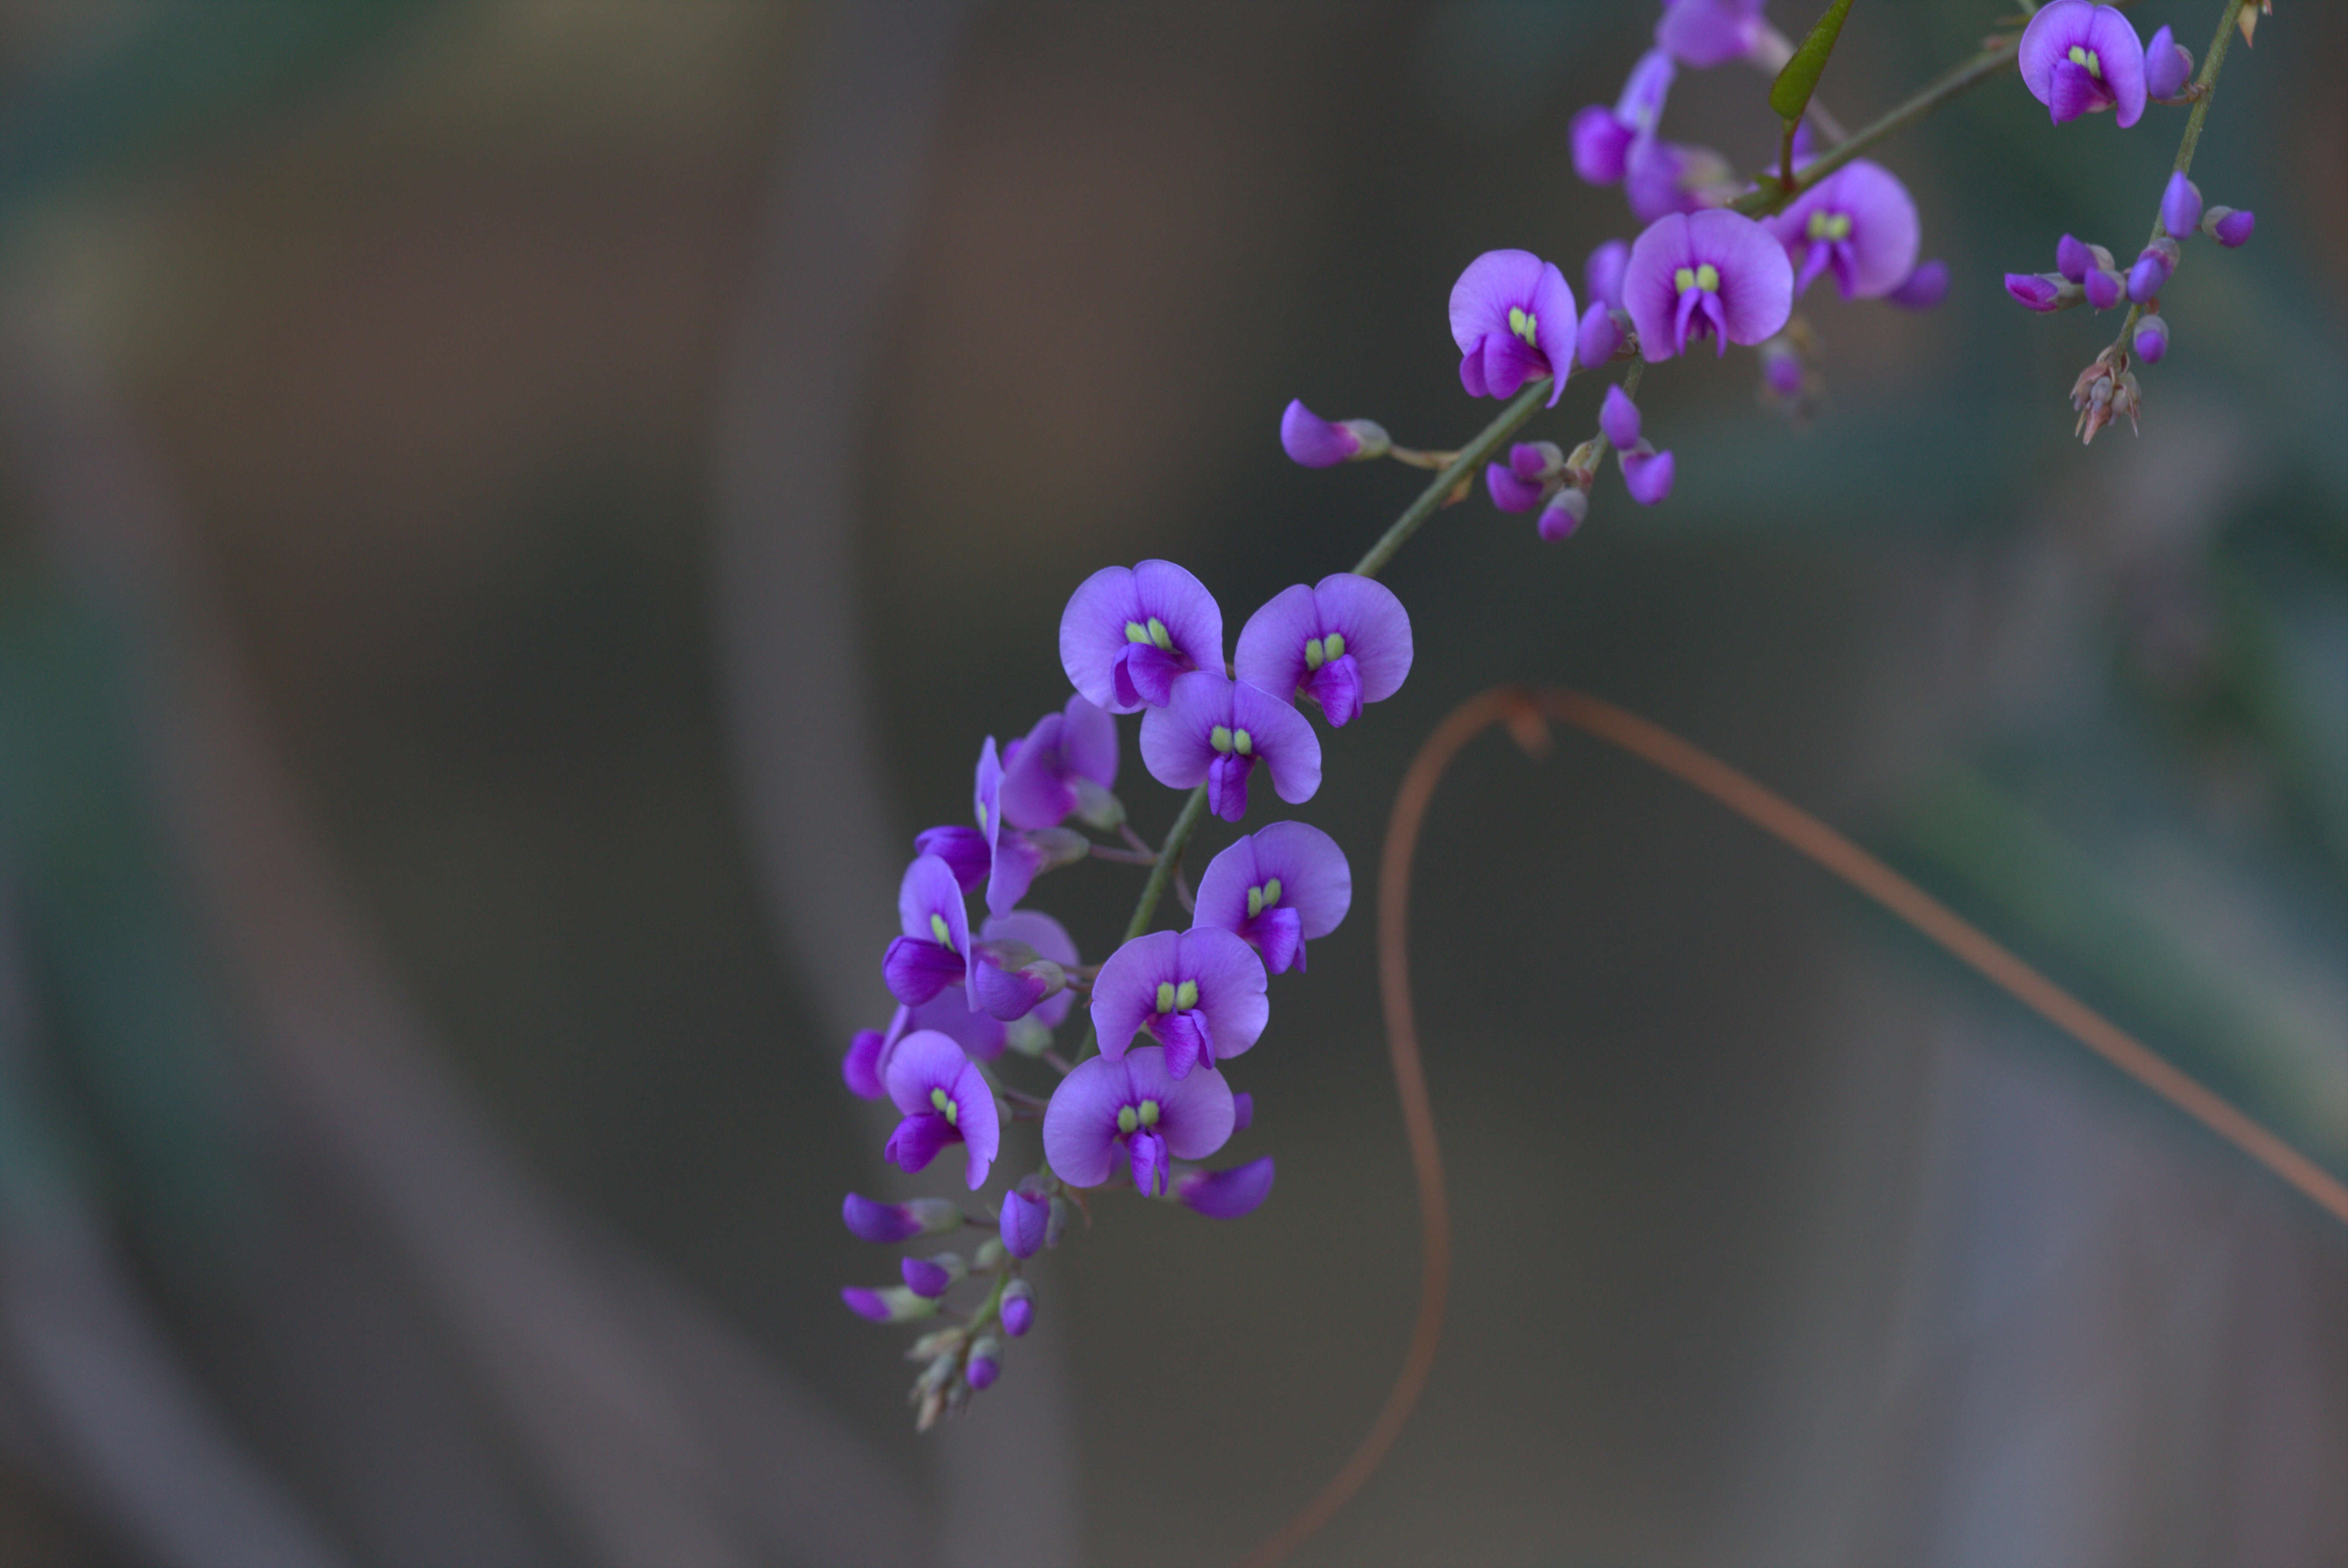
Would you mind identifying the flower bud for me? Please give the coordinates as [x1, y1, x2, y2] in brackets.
[966, 1337, 1004, 1391]
[2145, 27, 2194, 100]
[1071, 776, 1124, 832]
[1585, 239, 1629, 311]
[2083, 267, 2123, 311]
[1761, 341, 1806, 399]
[2160, 172, 2203, 240]
[2055, 233, 2100, 283]
[1536, 486, 1588, 543]
[2127, 238, 2178, 304]
[1508, 441, 1564, 482]
[1599, 385, 1642, 450]
[1484, 461, 1544, 514]
[1175, 1156, 1276, 1219]
[999, 1279, 1036, 1337]
[2005, 272, 2078, 312]
[1279, 399, 1388, 467]
[842, 1192, 964, 1244]
[842, 1284, 939, 1324]
[901, 1254, 964, 1299]
[1886, 259, 1949, 311]
[1620, 446, 1676, 507]
[2133, 312, 2169, 364]
[913, 825, 990, 893]
[2202, 206, 2253, 247]
[999, 1183, 1051, 1259]
[1574, 302, 1620, 370]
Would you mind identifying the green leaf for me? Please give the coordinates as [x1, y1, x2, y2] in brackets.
[1768, 0, 1855, 125]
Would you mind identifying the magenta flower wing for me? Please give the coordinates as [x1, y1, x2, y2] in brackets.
[1176, 1156, 1275, 1219]
[1447, 250, 1577, 405]
[1121, 1044, 1237, 1161]
[1090, 928, 1177, 1060]
[1193, 820, 1351, 975]
[983, 910, 1080, 1030]
[883, 853, 970, 1005]
[1233, 574, 1411, 729]
[1141, 670, 1321, 822]
[998, 694, 1120, 832]
[1625, 210, 1792, 361]
[1059, 560, 1225, 714]
[881, 1029, 1000, 1190]
[1042, 1054, 1127, 1189]
[2019, 1, 2147, 127]
[1767, 160, 1920, 300]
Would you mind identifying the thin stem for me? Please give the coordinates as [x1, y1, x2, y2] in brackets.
[1350, 377, 1552, 579]
[1580, 360, 1647, 478]
[2113, 0, 2246, 349]
[1089, 843, 1158, 866]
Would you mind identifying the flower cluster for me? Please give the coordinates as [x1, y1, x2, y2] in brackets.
[839, 558, 1400, 1425]
[2001, 1, 2257, 442]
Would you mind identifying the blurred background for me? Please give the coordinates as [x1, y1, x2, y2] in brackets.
[0, 2, 2342, 1564]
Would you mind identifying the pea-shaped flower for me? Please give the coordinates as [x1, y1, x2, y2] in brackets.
[1623, 209, 1794, 361]
[1449, 249, 1578, 406]
[1764, 160, 1921, 301]
[1060, 559, 1224, 713]
[998, 693, 1120, 832]
[917, 910, 1082, 1050]
[1139, 670, 1321, 824]
[1091, 926, 1269, 1080]
[2019, 1, 2147, 128]
[1234, 574, 1412, 729]
[1043, 1045, 1236, 1195]
[881, 854, 969, 1007]
[880, 1030, 1000, 1190]
[1656, 0, 1769, 68]
[1192, 822, 1352, 976]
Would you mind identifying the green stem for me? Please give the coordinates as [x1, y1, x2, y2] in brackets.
[2113, 0, 2246, 350]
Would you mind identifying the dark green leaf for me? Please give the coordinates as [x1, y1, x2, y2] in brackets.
[1768, 0, 1855, 125]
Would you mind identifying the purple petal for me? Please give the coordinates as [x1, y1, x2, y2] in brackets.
[1538, 488, 1588, 541]
[1303, 655, 1363, 728]
[971, 948, 1049, 1021]
[1656, 0, 1764, 68]
[1887, 259, 1949, 310]
[1122, 1043, 1237, 1161]
[996, 714, 1072, 831]
[1585, 239, 1630, 311]
[2055, 233, 2094, 283]
[1058, 561, 1224, 715]
[883, 935, 965, 1007]
[1600, 385, 1641, 449]
[2160, 173, 2202, 241]
[896, 854, 969, 950]
[1129, 1131, 1171, 1196]
[1253, 904, 1304, 974]
[1623, 214, 1693, 362]
[985, 832, 1050, 921]
[1530, 261, 1579, 405]
[2019, 1, 2092, 101]
[1000, 1286, 1034, 1337]
[1770, 161, 1919, 300]
[843, 1028, 887, 1100]
[883, 1028, 972, 1115]
[1152, 1009, 1208, 1078]
[1486, 461, 1544, 512]
[841, 1287, 895, 1323]
[2133, 312, 2169, 363]
[1612, 47, 1676, 132]
[914, 825, 990, 893]
[1249, 819, 1352, 938]
[2144, 25, 2189, 98]
[2127, 245, 2173, 304]
[1090, 929, 1180, 1060]
[901, 1257, 952, 1298]
[1232, 1092, 1253, 1133]
[1622, 447, 1676, 505]
[1689, 208, 1794, 345]
[2211, 208, 2253, 247]
[883, 1111, 955, 1175]
[983, 909, 1080, 1027]
[1308, 573, 1411, 706]
[1042, 1053, 1130, 1187]
[1508, 442, 1556, 480]
[1623, 134, 1698, 224]
[1230, 583, 1318, 706]
[2046, 57, 2099, 125]
[2084, 267, 2122, 311]
[1448, 249, 1549, 355]
[910, 988, 1008, 1062]
[1479, 329, 1544, 400]
[945, 1061, 999, 1189]
[999, 1187, 1050, 1259]
[1576, 302, 1620, 372]
[843, 1192, 923, 1243]
[2006, 272, 2063, 311]
[1570, 105, 1632, 185]
[1231, 678, 1322, 806]
[2081, 5, 2148, 126]
[1058, 694, 1118, 789]
[1457, 335, 1492, 398]
[1205, 753, 1253, 822]
[1138, 669, 1232, 791]
[1177, 925, 1271, 1067]
[966, 1351, 1001, 1390]
[1176, 1156, 1276, 1219]
[1279, 398, 1360, 467]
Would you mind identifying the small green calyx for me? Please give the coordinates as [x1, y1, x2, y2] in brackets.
[1137, 1098, 1161, 1128]
[1507, 306, 1538, 346]
[929, 912, 954, 947]
[930, 1086, 958, 1125]
[1231, 728, 1254, 757]
[1174, 979, 1199, 1012]
[1154, 981, 1177, 1014]
[1116, 1104, 1139, 1135]
[1209, 725, 1234, 755]
[1805, 210, 1852, 243]
[2067, 43, 2102, 79]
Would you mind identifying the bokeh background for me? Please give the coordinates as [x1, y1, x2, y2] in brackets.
[0, 2, 2342, 1565]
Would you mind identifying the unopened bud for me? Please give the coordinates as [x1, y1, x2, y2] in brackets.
[2145, 27, 2194, 100]
[843, 1284, 940, 1324]
[1000, 1182, 1051, 1260]
[2133, 311, 2170, 364]
[1537, 485, 1588, 543]
[842, 1192, 965, 1243]
[999, 1279, 1036, 1337]
[2202, 206, 2254, 247]
[900, 1252, 966, 1298]
[2127, 238, 2178, 304]
[966, 1336, 1004, 1391]
[2005, 272, 2081, 313]
[2160, 173, 2203, 240]
[1280, 399, 1385, 467]
[1071, 777, 1124, 832]
[2084, 267, 2123, 311]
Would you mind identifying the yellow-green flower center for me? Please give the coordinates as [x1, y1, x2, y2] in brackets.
[1300, 631, 1347, 672]
[1123, 616, 1175, 652]
[1804, 210, 1852, 243]
[1209, 725, 1255, 756]
[1672, 262, 1723, 294]
[930, 1085, 958, 1125]
[2067, 43, 2102, 79]
[1507, 306, 1538, 346]
[1245, 877, 1284, 919]
[1151, 978, 1199, 1015]
[1114, 1098, 1163, 1135]
[929, 912, 953, 947]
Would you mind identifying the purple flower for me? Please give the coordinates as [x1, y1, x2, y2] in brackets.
[1280, 399, 1390, 467]
[1139, 671, 1321, 823]
[2127, 238, 2178, 304]
[1000, 1280, 1035, 1337]
[1621, 447, 1676, 505]
[917, 910, 1082, 1052]
[1091, 927, 1269, 1079]
[2133, 311, 2169, 364]
[1765, 160, 1921, 300]
[1192, 821, 1352, 975]
[2204, 206, 2253, 247]
[1600, 385, 1642, 449]
[1576, 302, 1622, 370]
[842, 1192, 963, 1243]
[912, 825, 988, 893]
[1060, 560, 1225, 713]
[843, 1022, 891, 1100]
[2055, 233, 2105, 283]
[881, 1029, 1001, 1190]
[1887, 259, 1949, 310]
[1656, 0, 1768, 68]
[841, 1286, 937, 1324]
[2019, 1, 2147, 128]
[1571, 51, 1676, 185]
[2005, 272, 2075, 311]
[1233, 574, 1412, 730]
[1538, 487, 1588, 541]
[1175, 1156, 1277, 1219]
[2084, 265, 2122, 311]
[971, 737, 1086, 918]
[2145, 25, 2194, 100]
[1586, 240, 1630, 310]
[999, 1180, 1051, 1259]
[1449, 250, 1579, 405]
[2160, 173, 2202, 240]
[1043, 1045, 1237, 1193]
[882, 855, 969, 1007]
[999, 694, 1119, 833]
[966, 1338, 1002, 1390]
[901, 1255, 957, 1299]
[1486, 457, 1545, 513]
[1624, 135, 1726, 224]
[1624, 210, 1794, 361]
